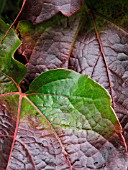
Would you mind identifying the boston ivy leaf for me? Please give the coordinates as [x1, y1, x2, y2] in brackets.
[18, 0, 84, 24]
[0, 69, 127, 169]
[69, 15, 128, 146]
[17, 14, 81, 86]
[0, 19, 26, 93]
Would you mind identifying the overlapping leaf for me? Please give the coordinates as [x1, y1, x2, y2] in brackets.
[16, 2, 128, 148]
[17, 14, 81, 86]
[18, 0, 84, 24]
[0, 18, 26, 94]
[0, 20, 127, 169]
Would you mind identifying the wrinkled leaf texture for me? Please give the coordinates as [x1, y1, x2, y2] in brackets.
[0, 19, 127, 170]
[18, 0, 84, 24]
[0, 0, 128, 169]
[17, 0, 128, 148]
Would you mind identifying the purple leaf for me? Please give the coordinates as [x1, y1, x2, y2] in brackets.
[18, 0, 84, 24]
[17, 14, 80, 85]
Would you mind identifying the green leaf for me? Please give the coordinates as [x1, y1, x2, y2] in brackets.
[0, 19, 26, 83]
[28, 69, 122, 133]
[0, 19, 26, 93]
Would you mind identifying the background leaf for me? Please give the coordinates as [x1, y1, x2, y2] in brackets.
[16, 13, 81, 88]
[85, 0, 128, 31]
[0, 19, 26, 93]
[0, 0, 22, 23]
[18, 0, 84, 24]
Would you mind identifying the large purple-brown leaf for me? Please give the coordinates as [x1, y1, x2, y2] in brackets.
[17, 14, 80, 85]
[18, 0, 84, 24]
[69, 16, 128, 146]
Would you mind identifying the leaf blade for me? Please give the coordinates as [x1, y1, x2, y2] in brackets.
[18, 0, 84, 24]
[69, 15, 128, 145]
[0, 19, 26, 87]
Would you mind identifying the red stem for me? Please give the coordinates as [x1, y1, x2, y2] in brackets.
[6, 94, 22, 170]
